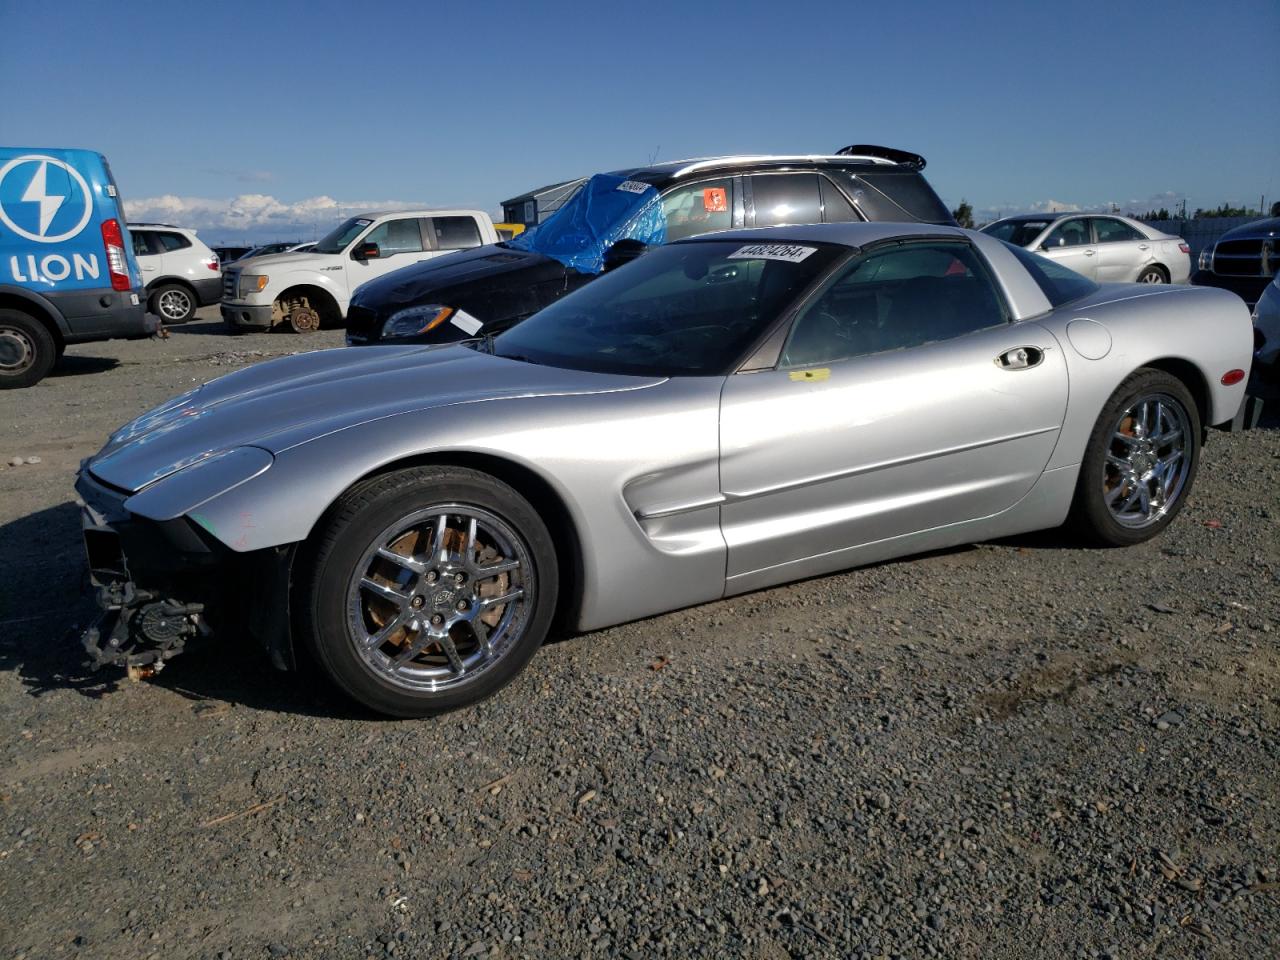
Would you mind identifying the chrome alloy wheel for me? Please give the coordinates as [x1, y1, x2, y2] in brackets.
[157, 288, 192, 321]
[1102, 394, 1191, 528]
[347, 504, 532, 691]
[1138, 270, 1166, 283]
[0, 325, 34, 372]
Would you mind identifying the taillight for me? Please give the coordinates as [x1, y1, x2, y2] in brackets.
[101, 218, 131, 291]
[1221, 369, 1245, 386]
[205, 257, 219, 271]
[1178, 242, 1190, 255]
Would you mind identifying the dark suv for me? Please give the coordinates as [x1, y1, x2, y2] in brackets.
[1191, 203, 1280, 308]
[346, 145, 955, 346]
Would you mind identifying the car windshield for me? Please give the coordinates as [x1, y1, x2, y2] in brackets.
[314, 217, 372, 254]
[489, 239, 845, 377]
[982, 219, 1051, 247]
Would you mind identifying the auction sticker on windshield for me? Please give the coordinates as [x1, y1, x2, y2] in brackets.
[728, 243, 817, 263]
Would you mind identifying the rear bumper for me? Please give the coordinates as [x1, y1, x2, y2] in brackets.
[220, 301, 274, 328]
[193, 276, 222, 306]
[1190, 270, 1272, 308]
[46, 288, 157, 343]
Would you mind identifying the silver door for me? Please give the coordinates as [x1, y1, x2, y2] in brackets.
[1039, 217, 1098, 279]
[718, 321, 1068, 591]
[1092, 217, 1149, 282]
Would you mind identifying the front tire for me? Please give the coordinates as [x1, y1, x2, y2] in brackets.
[151, 284, 196, 323]
[0, 308, 56, 389]
[299, 467, 559, 717]
[1067, 368, 1200, 546]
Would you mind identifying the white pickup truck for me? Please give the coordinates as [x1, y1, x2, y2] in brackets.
[219, 208, 498, 332]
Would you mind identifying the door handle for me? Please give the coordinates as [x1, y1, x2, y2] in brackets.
[1083, 249, 1096, 256]
[996, 346, 1045, 370]
[1138, 243, 1149, 251]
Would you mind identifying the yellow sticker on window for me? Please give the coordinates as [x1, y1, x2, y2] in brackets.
[788, 368, 830, 382]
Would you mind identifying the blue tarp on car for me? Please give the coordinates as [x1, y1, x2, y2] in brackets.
[508, 173, 666, 274]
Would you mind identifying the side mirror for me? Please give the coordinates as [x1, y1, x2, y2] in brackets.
[603, 238, 648, 272]
[355, 241, 381, 261]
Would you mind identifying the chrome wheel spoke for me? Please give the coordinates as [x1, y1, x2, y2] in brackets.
[366, 609, 414, 649]
[470, 618, 493, 656]
[437, 631, 465, 673]
[377, 546, 425, 574]
[479, 587, 524, 609]
[473, 557, 520, 577]
[359, 576, 410, 604]
[433, 513, 450, 563]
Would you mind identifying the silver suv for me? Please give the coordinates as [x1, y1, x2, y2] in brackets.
[130, 224, 221, 323]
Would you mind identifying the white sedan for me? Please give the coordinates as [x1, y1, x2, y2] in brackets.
[982, 213, 1191, 284]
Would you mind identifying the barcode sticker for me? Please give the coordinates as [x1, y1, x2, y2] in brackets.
[616, 180, 651, 194]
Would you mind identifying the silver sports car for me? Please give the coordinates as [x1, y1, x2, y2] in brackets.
[981, 213, 1192, 285]
[75, 223, 1253, 716]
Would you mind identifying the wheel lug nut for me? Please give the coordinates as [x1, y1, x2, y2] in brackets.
[456, 600, 469, 612]
[411, 596, 424, 609]
[430, 614, 444, 626]
[425, 571, 438, 583]
[454, 572, 466, 585]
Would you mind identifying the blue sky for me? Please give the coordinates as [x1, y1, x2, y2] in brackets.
[2, 0, 1277, 242]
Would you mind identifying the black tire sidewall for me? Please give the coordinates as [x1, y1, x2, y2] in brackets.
[0, 308, 56, 389]
[1071, 368, 1201, 546]
[150, 284, 195, 323]
[301, 467, 559, 717]
[1137, 266, 1167, 284]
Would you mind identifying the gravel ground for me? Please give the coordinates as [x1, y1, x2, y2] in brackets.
[1, 310, 1278, 959]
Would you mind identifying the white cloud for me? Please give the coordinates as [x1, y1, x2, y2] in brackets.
[976, 190, 1189, 224]
[122, 193, 427, 240]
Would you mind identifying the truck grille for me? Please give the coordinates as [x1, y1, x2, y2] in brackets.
[1213, 238, 1276, 277]
[222, 269, 239, 299]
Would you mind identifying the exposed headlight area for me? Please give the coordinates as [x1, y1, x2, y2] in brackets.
[381, 304, 456, 339]
[238, 273, 270, 298]
[1198, 245, 1215, 272]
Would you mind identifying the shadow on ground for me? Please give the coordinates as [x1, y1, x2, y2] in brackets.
[51, 355, 120, 377]
[0, 501, 369, 719]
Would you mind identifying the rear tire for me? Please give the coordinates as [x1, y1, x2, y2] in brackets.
[1067, 368, 1200, 546]
[298, 466, 559, 717]
[0, 308, 56, 389]
[150, 284, 196, 323]
[1136, 265, 1168, 284]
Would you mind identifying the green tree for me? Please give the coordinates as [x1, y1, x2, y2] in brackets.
[952, 200, 974, 229]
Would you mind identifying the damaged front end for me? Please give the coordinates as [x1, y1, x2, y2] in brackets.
[76, 467, 293, 679]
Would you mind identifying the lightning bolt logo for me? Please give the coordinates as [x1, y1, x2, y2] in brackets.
[20, 161, 66, 237]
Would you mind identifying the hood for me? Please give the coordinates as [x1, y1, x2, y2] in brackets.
[1218, 217, 1280, 241]
[89, 345, 664, 493]
[229, 250, 343, 272]
[351, 244, 564, 308]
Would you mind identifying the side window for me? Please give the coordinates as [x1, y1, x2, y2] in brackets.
[131, 231, 153, 257]
[750, 174, 822, 228]
[1092, 218, 1142, 243]
[781, 242, 1007, 367]
[363, 218, 424, 256]
[820, 176, 860, 222]
[1044, 219, 1090, 248]
[661, 178, 734, 242]
[157, 232, 191, 252]
[431, 216, 482, 251]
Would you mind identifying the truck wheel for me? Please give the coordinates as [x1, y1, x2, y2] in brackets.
[151, 284, 196, 323]
[0, 308, 56, 389]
